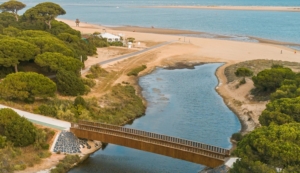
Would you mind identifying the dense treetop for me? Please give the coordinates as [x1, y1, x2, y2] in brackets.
[0, 108, 37, 147]
[252, 66, 295, 93]
[0, 0, 25, 21]
[23, 2, 66, 29]
[232, 123, 300, 172]
[35, 52, 83, 74]
[0, 37, 39, 72]
[0, 72, 56, 102]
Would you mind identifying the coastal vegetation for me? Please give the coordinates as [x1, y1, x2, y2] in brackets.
[0, 108, 55, 172]
[50, 155, 80, 173]
[127, 65, 147, 76]
[0, 1, 146, 171]
[228, 62, 300, 172]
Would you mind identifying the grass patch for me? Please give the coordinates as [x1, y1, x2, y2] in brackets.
[127, 65, 147, 76]
[50, 155, 80, 173]
[86, 65, 108, 79]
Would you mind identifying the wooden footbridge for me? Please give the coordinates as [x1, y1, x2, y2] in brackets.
[70, 120, 230, 168]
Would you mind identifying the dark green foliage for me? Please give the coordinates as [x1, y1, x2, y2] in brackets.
[259, 97, 300, 126]
[270, 74, 300, 100]
[96, 84, 146, 124]
[231, 132, 243, 142]
[18, 33, 74, 57]
[259, 110, 294, 126]
[0, 135, 6, 148]
[87, 36, 109, 47]
[23, 2, 66, 29]
[0, 72, 56, 102]
[7, 117, 36, 147]
[0, 66, 14, 79]
[0, 12, 17, 27]
[109, 41, 123, 46]
[50, 155, 80, 173]
[0, 108, 37, 147]
[232, 123, 300, 170]
[230, 159, 277, 173]
[0, 0, 26, 21]
[234, 67, 253, 77]
[57, 33, 80, 43]
[2, 26, 20, 36]
[74, 96, 86, 107]
[0, 37, 39, 72]
[49, 20, 80, 37]
[35, 52, 83, 74]
[252, 67, 295, 93]
[56, 69, 85, 96]
[38, 104, 57, 117]
[127, 65, 147, 76]
[271, 64, 284, 69]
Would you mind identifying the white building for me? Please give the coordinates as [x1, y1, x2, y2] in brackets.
[99, 33, 121, 42]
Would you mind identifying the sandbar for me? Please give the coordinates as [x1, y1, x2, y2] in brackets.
[140, 6, 300, 12]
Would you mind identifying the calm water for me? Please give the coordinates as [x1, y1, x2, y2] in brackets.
[16, 0, 300, 44]
[69, 63, 241, 173]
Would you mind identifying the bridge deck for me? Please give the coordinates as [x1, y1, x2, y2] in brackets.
[70, 120, 230, 168]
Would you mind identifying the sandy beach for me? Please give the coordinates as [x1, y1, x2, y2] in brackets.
[57, 18, 300, 133]
[141, 6, 300, 12]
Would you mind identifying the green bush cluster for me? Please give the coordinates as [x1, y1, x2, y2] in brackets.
[81, 77, 96, 88]
[231, 66, 300, 172]
[234, 67, 253, 77]
[56, 69, 86, 96]
[86, 65, 108, 79]
[0, 108, 37, 147]
[109, 41, 123, 46]
[36, 84, 145, 125]
[127, 65, 147, 76]
[231, 132, 243, 142]
[50, 155, 80, 173]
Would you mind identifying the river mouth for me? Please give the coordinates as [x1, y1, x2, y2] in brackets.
[69, 63, 241, 173]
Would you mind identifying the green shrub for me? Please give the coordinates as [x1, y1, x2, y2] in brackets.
[0, 135, 6, 148]
[56, 69, 85, 96]
[41, 143, 50, 150]
[81, 78, 96, 87]
[109, 41, 123, 46]
[38, 151, 51, 158]
[231, 132, 243, 142]
[50, 155, 80, 173]
[86, 65, 108, 79]
[74, 96, 86, 107]
[127, 65, 147, 76]
[38, 104, 57, 117]
[0, 108, 37, 147]
[234, 67, 253, 77]
[14, 164, 26, 171]
[239, 78, 246, 85]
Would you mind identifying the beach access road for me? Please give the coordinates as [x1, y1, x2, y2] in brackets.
[0, 104, 71, 130]
[81, 41, 175, 74]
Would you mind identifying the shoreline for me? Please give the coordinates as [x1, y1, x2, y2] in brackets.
[58, 18, 300, 49]
[34, 18, 300, 172]
[140, 5, 300, 12]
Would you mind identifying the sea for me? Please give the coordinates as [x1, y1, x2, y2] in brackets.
[14, 0, 300, 45]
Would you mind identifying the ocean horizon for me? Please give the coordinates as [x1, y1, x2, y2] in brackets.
[15, 0, 300, 45]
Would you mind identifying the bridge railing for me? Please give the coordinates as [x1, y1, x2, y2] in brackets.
[72, 121, 230, 157]
[71, 122, 227, 160]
